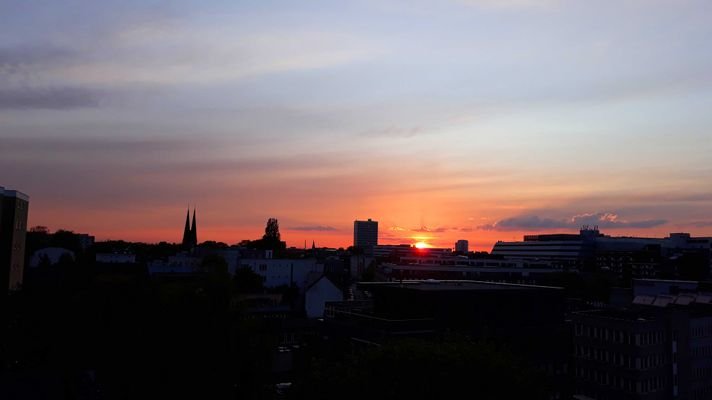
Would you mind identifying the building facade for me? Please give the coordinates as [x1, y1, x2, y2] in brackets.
[455, 239, 469, 253]
[573, 299, 712, 400]
[0, 186, 29, 292]
[353, 219, 378, 252]
[492, 229, 712, 279]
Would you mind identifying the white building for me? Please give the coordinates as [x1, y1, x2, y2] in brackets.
[29, 247, 74, 267]
[240, 258, 323, 290]
[305, 275, 343, 318]
[148, 253, 202, 275]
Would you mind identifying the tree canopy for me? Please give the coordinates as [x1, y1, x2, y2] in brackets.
[263, 218, 281, 241]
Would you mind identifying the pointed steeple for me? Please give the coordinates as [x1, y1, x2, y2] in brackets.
[190, 207, 197, 247]
[312, 240, 316, 250]
[181, 208, 191, 249]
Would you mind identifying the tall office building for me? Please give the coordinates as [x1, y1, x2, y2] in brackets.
[455, 240, 469, 253]
[354, 219, 378, 252]
[0, 187, 29, 292]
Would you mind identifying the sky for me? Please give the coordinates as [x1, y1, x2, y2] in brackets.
[2, 0, 712, 250]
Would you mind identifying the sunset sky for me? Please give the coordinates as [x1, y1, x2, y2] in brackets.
[2, 0, 712, 250]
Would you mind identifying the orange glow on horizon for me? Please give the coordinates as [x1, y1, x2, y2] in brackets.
[414, 241, 431, 249]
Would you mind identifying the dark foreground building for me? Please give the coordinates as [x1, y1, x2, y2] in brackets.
[0, 186, 29, 293]
[325, 280, 571, 396]
[572, 297, 712, 399]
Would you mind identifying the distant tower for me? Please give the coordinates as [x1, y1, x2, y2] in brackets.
[354, 218, 378, 254]
[455, 240, 469, 253]
[181, 207, 198, 249]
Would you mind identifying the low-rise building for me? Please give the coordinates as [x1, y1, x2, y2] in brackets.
[29, 247, 75, 267]
[240, 258, 323, 291]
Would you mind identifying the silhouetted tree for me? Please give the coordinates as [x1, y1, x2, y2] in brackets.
[29, 225, 50, 234]
[263, 218, 281, 241]
[200, 240, 229, 249]
[246, 218, 287, 253]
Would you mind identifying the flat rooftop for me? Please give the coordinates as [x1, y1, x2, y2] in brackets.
[0, 186, 29, 201]
[574, 308, 659, 322]
[359, 280, 562, 292]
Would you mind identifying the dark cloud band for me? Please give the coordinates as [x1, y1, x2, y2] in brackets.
[480, 212, 667, 231]
[0, 87, 101, 109]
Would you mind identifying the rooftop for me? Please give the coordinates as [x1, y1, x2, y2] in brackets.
[358, 280, 562, 292]
[574, 308, 658, 322]
[0, 186, 29, 202]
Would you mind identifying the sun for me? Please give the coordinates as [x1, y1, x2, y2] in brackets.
[414, 241, 430, 249]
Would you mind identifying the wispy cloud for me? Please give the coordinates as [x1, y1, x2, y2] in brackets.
[411, 225, 449, 233]
[410, 225, 475, 233]
[479, 212, 667, 231]
[455, 0, 559, 10]
[0, 45, 102, 110]
[360, 125, 424, 138]
[288, 225, 338, 232]
[46, 25, 381, 86]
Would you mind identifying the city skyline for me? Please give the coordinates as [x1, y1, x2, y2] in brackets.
[2, 1, 712, 250]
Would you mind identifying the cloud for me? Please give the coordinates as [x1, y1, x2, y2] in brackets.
[456, 0, 559, 10]
[479, 212, 667, 231]
[410, 225, 452, 233]
[692, 221, 712, 228]
[0, 87, 102, 109]
[360, 126, 424, 138]
[45, 25, 381, 86]
[0, 45, 76, 69]
[288, 225, 338, 232]
[410, 225, 475, 233]
[411, 226, 449, 233]
[0, 46, 101, 110]
[0, 136, 199, 161]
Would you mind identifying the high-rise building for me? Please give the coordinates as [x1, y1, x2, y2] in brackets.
[455, 239, 469, 253]
[0, 186, 29, 292]
[354, 219, 378, 252]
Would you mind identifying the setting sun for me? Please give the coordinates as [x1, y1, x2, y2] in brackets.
[414, 241, 431, 249]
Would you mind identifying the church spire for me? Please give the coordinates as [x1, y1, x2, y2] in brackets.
[181, 207, 191, 249]
[190, 207, 197, 247]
